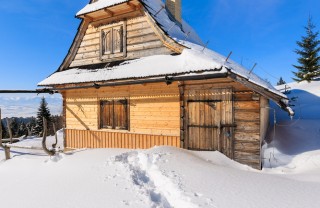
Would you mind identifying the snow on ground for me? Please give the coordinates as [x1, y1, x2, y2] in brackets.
[1, 80, 320, 208]
[1, 144, 320, 208]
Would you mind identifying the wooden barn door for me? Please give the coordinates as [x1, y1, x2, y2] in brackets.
[186, 88, 234, 158]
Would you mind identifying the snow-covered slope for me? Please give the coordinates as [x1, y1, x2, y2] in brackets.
[263, 80, 320, 179]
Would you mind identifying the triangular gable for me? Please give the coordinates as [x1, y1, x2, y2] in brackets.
[59, 0, 189, 71]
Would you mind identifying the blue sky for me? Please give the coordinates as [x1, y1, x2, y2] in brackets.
[0, 0, 319, 90]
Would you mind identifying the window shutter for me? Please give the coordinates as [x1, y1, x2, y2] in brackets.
[114, 99, 128, 130]
[100, 101, 113, 129]
[102, 29, 112, 55]
[113, 26, 123, 53]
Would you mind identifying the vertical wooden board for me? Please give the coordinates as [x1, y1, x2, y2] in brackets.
[159, 136, 163, 147]
[110, 132, 113, 148]
[80, 131, 83, 148]
[128, 134, 132, 148]
[213, 102, 219, 151]
[65, 130, 69, 148]
[150, 135, 154, 148]
[132, 134, 136, 149]
[143, 134, 147, 149]
[147, 135, 151, 148]
[102, 132, 106, 148]
[107, 132, 110, 148]
[124, 133, 128, 148]
[199, 93, 205, 149]
[168, 135, 173, 146]
[204, 90, 212, 150]
[90, 131, 94, 148]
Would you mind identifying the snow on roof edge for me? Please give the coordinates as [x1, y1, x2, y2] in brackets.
[76, 0, 129, 16]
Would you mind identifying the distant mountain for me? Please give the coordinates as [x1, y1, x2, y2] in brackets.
[0, 93, 62, 118]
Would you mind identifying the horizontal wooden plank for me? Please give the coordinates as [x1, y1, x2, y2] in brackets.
[234, 101, 260, 110]
[235, 111, 260, 121]
[127, 33, 159, 46]
[235, 121, 260, 131]
[234, 131, 260, 141]
[127, 40, 164, 52]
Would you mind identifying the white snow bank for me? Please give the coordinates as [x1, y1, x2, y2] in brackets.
[276, 80, 320, 120]
[263, 80, 320, 182]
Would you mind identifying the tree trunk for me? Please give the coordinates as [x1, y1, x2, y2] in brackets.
[42, 117, 55, 156]
[52, 123, 58, 149]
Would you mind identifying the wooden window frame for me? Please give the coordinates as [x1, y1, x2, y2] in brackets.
[100, 99, 129, 130]
[99, 21, 127, 60]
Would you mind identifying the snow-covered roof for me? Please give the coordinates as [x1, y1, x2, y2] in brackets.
[39, 47, 225, 86]
[39, 41, 286, 99]
[77, 0, 129, 16]
[143, 0, 203, 45]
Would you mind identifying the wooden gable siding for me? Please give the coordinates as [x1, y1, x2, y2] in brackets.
[69, 13, 174, 68]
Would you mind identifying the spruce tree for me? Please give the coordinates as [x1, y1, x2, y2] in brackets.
[293, 17, 320, 82]
[277, 77, 286, 86]
[33, 97, 52, 136]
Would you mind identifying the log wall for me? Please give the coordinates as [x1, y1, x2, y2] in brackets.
[63, 78, 266, 169]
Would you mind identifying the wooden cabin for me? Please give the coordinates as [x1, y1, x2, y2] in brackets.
[39, 0, 292, 169]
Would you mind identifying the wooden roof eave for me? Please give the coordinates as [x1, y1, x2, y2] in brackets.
[40, 72, 228, 91]
[76, 0, 132, 18]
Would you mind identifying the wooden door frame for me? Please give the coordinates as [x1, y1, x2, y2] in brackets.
[179, 84, 235, 158]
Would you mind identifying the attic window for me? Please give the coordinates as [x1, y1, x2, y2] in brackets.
[100, 21, 127, 60]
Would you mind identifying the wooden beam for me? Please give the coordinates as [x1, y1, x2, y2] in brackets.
[104, 8, 114, 17]
[84, 14, 93, 22]
[91, 10, 143, 27]
[127, 2, 137, 10]
[0, 89, 57, 94]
